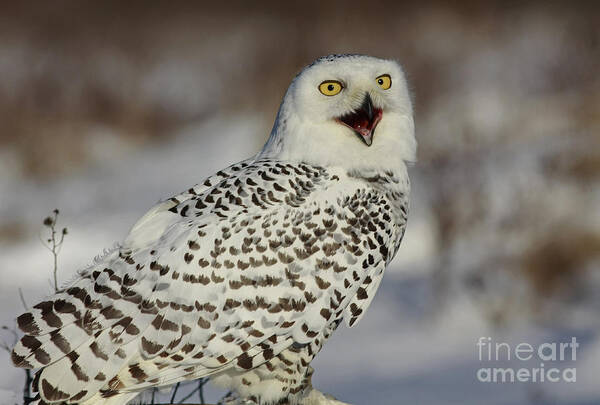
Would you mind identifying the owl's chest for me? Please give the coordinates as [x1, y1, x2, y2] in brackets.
[330, 171, 409, 259]
[341, 169, 408, 217]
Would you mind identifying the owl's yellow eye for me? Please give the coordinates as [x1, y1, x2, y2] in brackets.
[318, 80, 343, 96]
[376, 74, 392, 90]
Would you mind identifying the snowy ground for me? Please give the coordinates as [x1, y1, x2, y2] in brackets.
[1, 114, 599, 405]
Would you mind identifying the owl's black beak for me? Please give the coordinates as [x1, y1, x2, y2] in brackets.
[336, 93, 382, 147]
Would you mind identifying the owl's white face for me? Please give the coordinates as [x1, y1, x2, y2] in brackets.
[261, 55, 416, 172]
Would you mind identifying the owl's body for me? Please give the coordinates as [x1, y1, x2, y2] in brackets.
[12, 55, 416, 405]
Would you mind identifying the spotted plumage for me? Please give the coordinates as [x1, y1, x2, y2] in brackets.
[12, 54, 416, 405]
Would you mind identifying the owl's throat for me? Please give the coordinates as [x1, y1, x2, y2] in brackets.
[336, 93, 382, 147]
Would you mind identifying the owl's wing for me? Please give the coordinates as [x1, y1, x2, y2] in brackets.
[12, 159, 403, 402]
[124, 159, 253, 250]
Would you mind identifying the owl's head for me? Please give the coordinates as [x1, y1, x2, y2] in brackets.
[260, 54, 416, 171]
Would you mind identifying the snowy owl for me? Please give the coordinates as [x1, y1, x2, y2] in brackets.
[12, 54, 416, 405]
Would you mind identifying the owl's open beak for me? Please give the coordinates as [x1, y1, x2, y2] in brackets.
[336, 93, 382, 146]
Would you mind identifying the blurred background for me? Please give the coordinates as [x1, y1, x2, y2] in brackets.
[0, 1, 599, 404]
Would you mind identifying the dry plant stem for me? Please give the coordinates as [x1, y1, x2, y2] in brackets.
[176, 379, 208, 404]
[170, 382, 181, 403]
[19, 288, 29, 310]
[0, 211, 67, 405]
[42, 209, 67, 293]
[199, 379, 207, 404]
[23, 370, 34, 405]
